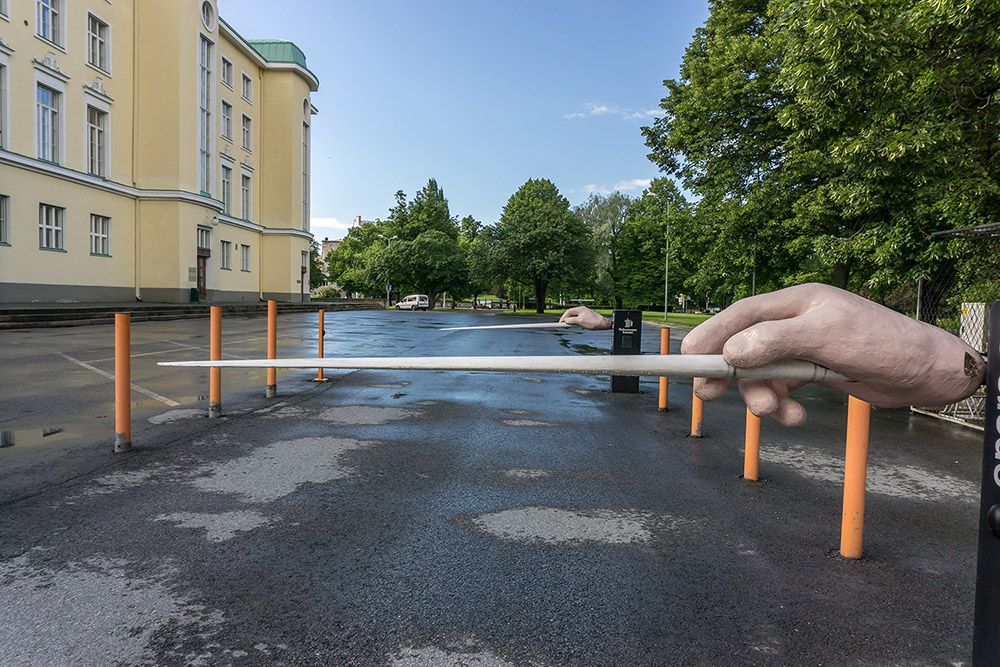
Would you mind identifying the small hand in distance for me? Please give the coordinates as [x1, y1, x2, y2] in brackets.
[559, 306, 612, 331]
[681, 283, 986, 426]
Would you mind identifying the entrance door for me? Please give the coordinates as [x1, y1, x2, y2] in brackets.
[197, 248, 210, 300]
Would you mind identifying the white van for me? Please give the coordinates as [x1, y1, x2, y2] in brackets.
[395, 294, 429, 311]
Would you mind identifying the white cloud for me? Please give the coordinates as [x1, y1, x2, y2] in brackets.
[309, 217, 354, 241]
[565, 103, 663, 122]
[582, 179, 652, 197]
[625, 109, 665, 120]
[613, 178, 652, 192]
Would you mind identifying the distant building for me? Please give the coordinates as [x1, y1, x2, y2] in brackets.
[0, 0, 319, 303]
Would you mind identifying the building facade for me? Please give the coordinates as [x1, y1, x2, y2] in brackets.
[0, 0, 319, 303]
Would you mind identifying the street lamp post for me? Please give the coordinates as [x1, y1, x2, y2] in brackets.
[377, 234, 398, 309]
[645, 193, 671, 321]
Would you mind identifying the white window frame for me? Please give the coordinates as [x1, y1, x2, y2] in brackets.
[240, 172, 252, 220]
[241, 244, 251, 272]
[220, 163, 232, 214]
[0, 194, 8, 245]
[302, 120, 310, 231]
[90, 214, 111, 255]
[241, 114, 252, 152]
[198, 35, 215, 195]
[221, 57, 233, 89]
[220, 239, 231, 270]
[221, 100, 232, 141]
[36, 84, 60, 163]
[197, 226, 211, 249]
[39, 203, 64, 250]
[241, 73, 253, 102]
[36, 0, 65, 49]
[0, 58, 7, 150]
[87, 12, 111, 74]
[86, 105, 108, 177]
[0, 1, 9, 20]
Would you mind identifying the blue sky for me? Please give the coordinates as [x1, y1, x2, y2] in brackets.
[217, 0, 710, 241]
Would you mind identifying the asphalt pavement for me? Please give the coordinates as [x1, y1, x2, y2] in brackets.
[0, 309, 985, 665]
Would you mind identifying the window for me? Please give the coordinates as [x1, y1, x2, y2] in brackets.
[221, 101, 232, 141]
[221, 58, 233, 88]
[0, 195, 8, 245]
[90, 214, 110, 255]
[241, 244, 251, 272]
[302, 121, 310, 231]
[197, 227, 211, 249]
[0, 64, 6, 149]
[241, 114, 252, 151]
[240, 173, 251, 220]
[0, 1, 8, 18]
[198, 36, 214, 194]
[86, 106, 107, 177]
[241, 73, 252, 102]
[87, 14, 109, 72]
[220, 240, 231, 269]
[36, 84, 60, 163]
[39, 204, 64, 249]
[220, 165, 232, 214]
[200, 1, 216, 31]
[36, 0, 61, 46]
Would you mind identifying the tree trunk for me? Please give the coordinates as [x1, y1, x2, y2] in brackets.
[614, 295, 623, 309]
[832, 261, 850, 290]
[426, 292, 438, 310]
[534, 279, 547, 314]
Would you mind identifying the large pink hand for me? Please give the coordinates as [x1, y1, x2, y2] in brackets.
[559, 306, 612, 331]
[680, 283, 985, 426]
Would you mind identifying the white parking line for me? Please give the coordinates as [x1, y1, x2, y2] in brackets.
[59, 353, 181, 407]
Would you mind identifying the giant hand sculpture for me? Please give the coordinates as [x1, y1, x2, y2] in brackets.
[681, 283, 985, 426]
[559, 284, 985, 426]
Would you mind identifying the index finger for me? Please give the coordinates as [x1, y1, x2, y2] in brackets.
[681, 285, 818, 355]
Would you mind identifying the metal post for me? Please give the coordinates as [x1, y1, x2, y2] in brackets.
[209, 306, 222, 417]
[690, 386, 703, 438]
[744, 409, 761, 481]
[313, 310, 329, 383]
[658, 327, 670, 411]
[973, 301, 1000, 665]
[840, 396, 871, 559]
[916, 277, 924, 322]
[114, 313, 132, 453]
[266, 300, 277, 398]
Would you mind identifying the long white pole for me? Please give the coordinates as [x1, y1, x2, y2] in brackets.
[161, 354, 853, 382]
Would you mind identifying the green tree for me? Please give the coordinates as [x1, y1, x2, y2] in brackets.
[325, 222, 385, 296]
[308, 240, 326, 290]
[575, 192, 632, 308]
[495, 179, 593, 313]
[617, 179, 696, 309]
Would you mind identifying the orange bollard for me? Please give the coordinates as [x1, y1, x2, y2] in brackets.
[840, 396, 871, 559]
[744, 408, 761, 481]
[658, 327, 670, 411]
[690, 385, 703, 437]
[313, 310, 329, 383]
[266, 299, 277, 398]
[114, 313, 132, 453]
[209, 306, 222, 418]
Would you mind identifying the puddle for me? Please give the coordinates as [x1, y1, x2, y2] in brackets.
[557, 339, 609, 356]
[0, 428, 72, 448]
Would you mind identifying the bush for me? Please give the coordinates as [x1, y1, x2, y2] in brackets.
[312, 285, 343, 300]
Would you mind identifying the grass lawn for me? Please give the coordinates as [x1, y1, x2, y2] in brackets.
[500, 308, 713, 327]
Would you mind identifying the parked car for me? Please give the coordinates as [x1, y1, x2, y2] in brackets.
[395, 294, 429, 311]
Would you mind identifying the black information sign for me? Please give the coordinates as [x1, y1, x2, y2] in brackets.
[611, 309, 642, 393]
[974, 301, 1000, 665]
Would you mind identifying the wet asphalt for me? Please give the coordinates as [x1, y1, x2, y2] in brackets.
[0, 309, 985, 666]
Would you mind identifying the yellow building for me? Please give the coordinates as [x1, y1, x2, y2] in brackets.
[0, 0, 319, 303]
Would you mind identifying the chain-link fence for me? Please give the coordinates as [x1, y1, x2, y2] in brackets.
[906, 229, 1000, 429]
